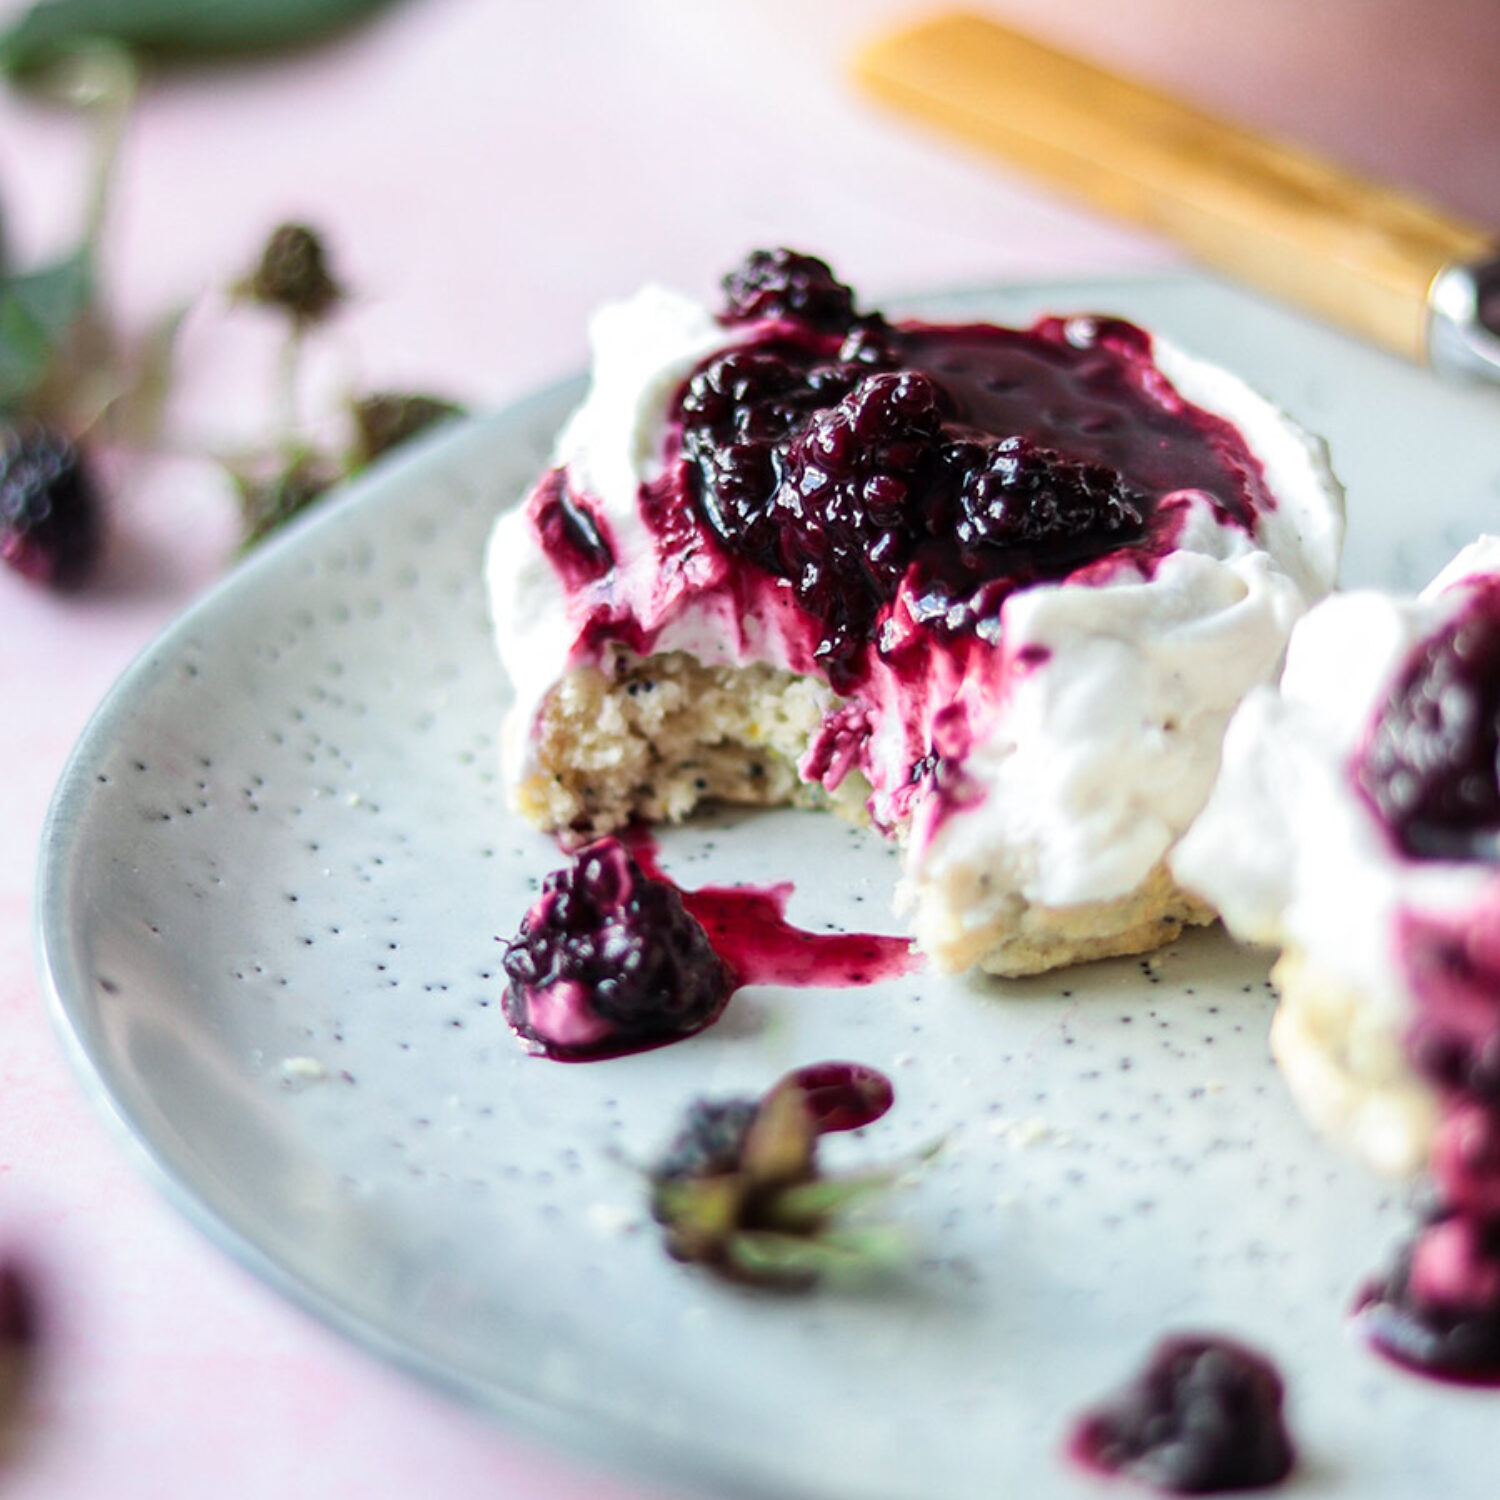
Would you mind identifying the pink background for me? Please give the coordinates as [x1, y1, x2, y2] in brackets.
[0, 2, 1495, 1496]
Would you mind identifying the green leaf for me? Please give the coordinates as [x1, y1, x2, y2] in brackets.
[0, 0, 400, 78]
[760, 1169, 902, 1232]
[726, 1225, 908, 1286]
[0, 248, 92, 412]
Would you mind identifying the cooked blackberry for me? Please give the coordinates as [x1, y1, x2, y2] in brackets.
[1068, 1335, 1295, 1493]
[501, 837, 734, 1059]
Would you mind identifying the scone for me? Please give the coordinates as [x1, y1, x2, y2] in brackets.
[1172, 537, 1500, 1375]
[487, 250, 1344, 976]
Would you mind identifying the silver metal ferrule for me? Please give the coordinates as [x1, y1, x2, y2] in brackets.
[1428, 253, 1500, 384]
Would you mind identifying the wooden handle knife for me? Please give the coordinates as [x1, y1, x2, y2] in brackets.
[854, 12, 1500, 381]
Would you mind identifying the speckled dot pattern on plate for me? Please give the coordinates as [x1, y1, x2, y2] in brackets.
[36, 279, 1500, 1500]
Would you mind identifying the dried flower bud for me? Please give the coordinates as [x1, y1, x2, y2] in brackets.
[646, 1063, 916, 1288]
[238, 223, 342, 325]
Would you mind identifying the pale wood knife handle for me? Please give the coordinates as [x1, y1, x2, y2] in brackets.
[854, 12, 1495, 363]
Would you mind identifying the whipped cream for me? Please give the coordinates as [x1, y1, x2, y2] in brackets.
[487, 283, 1343, 921]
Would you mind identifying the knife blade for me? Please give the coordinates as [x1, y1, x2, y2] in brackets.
[854, 12, 1500, 384]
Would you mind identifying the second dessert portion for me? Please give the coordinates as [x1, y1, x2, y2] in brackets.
[1173, 537, 1500, 1378]
[486, 251, 1344, 976]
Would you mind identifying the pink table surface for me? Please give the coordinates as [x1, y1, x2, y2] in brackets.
[1, 2, 1496, 1496]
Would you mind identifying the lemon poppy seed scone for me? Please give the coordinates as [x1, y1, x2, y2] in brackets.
[487, 251, 1344, 976]
[1171, 538, 1500, 1377]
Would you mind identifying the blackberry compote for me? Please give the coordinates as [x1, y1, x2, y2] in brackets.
[501, 837, 734, 1060]
[673, 250, 1272, 689]
[1066, 1335, 1296, 1493]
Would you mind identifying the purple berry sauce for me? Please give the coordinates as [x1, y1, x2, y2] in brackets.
[1065, 1335, 1295, 1494]
[627, 832, 918, 989]
[502, 834, 918, 1062]
[530, 251, 1276, 830]
[669, 253, 1270, 692]
[528, 468, 615, 590]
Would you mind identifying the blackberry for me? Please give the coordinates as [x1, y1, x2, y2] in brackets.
[1068, 1335, 1295, 1493]
[1355, 1210, 1500, 1380]
[721, 248, 858, 332]
[952, 436, 1146, 555]
[681, 356, 948, 687]
[0, 421, 102, 588]
[1355, 581, 1500, 861]
[501, 838, 734, 1059]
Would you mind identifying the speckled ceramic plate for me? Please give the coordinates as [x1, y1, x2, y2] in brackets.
[36, 277, 1500, 1500]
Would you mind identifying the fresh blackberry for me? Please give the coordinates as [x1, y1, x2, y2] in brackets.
[501, 838, 734, 1058]
[645, 1065, 908, 1286]
[1068, 1335, 1295, 1493]
[0, 421, 102, 588]
[720, 248, 858, 332]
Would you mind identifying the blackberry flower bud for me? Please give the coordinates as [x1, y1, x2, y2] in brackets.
[238, 223, 342, 325]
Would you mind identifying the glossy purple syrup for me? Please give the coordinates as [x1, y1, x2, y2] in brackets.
[628, 833, 919, 989]
[527, 467, 615, 589]
[668, 253, 1271, 690]
[1354, 576, 1500, 862]
[1354, 890, 1500, 1381]
[1065, 1334, 1295, 1494]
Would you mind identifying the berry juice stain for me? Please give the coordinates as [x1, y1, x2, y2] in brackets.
[628, 831, 919, 989]
[501, 832, 918, 1062]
